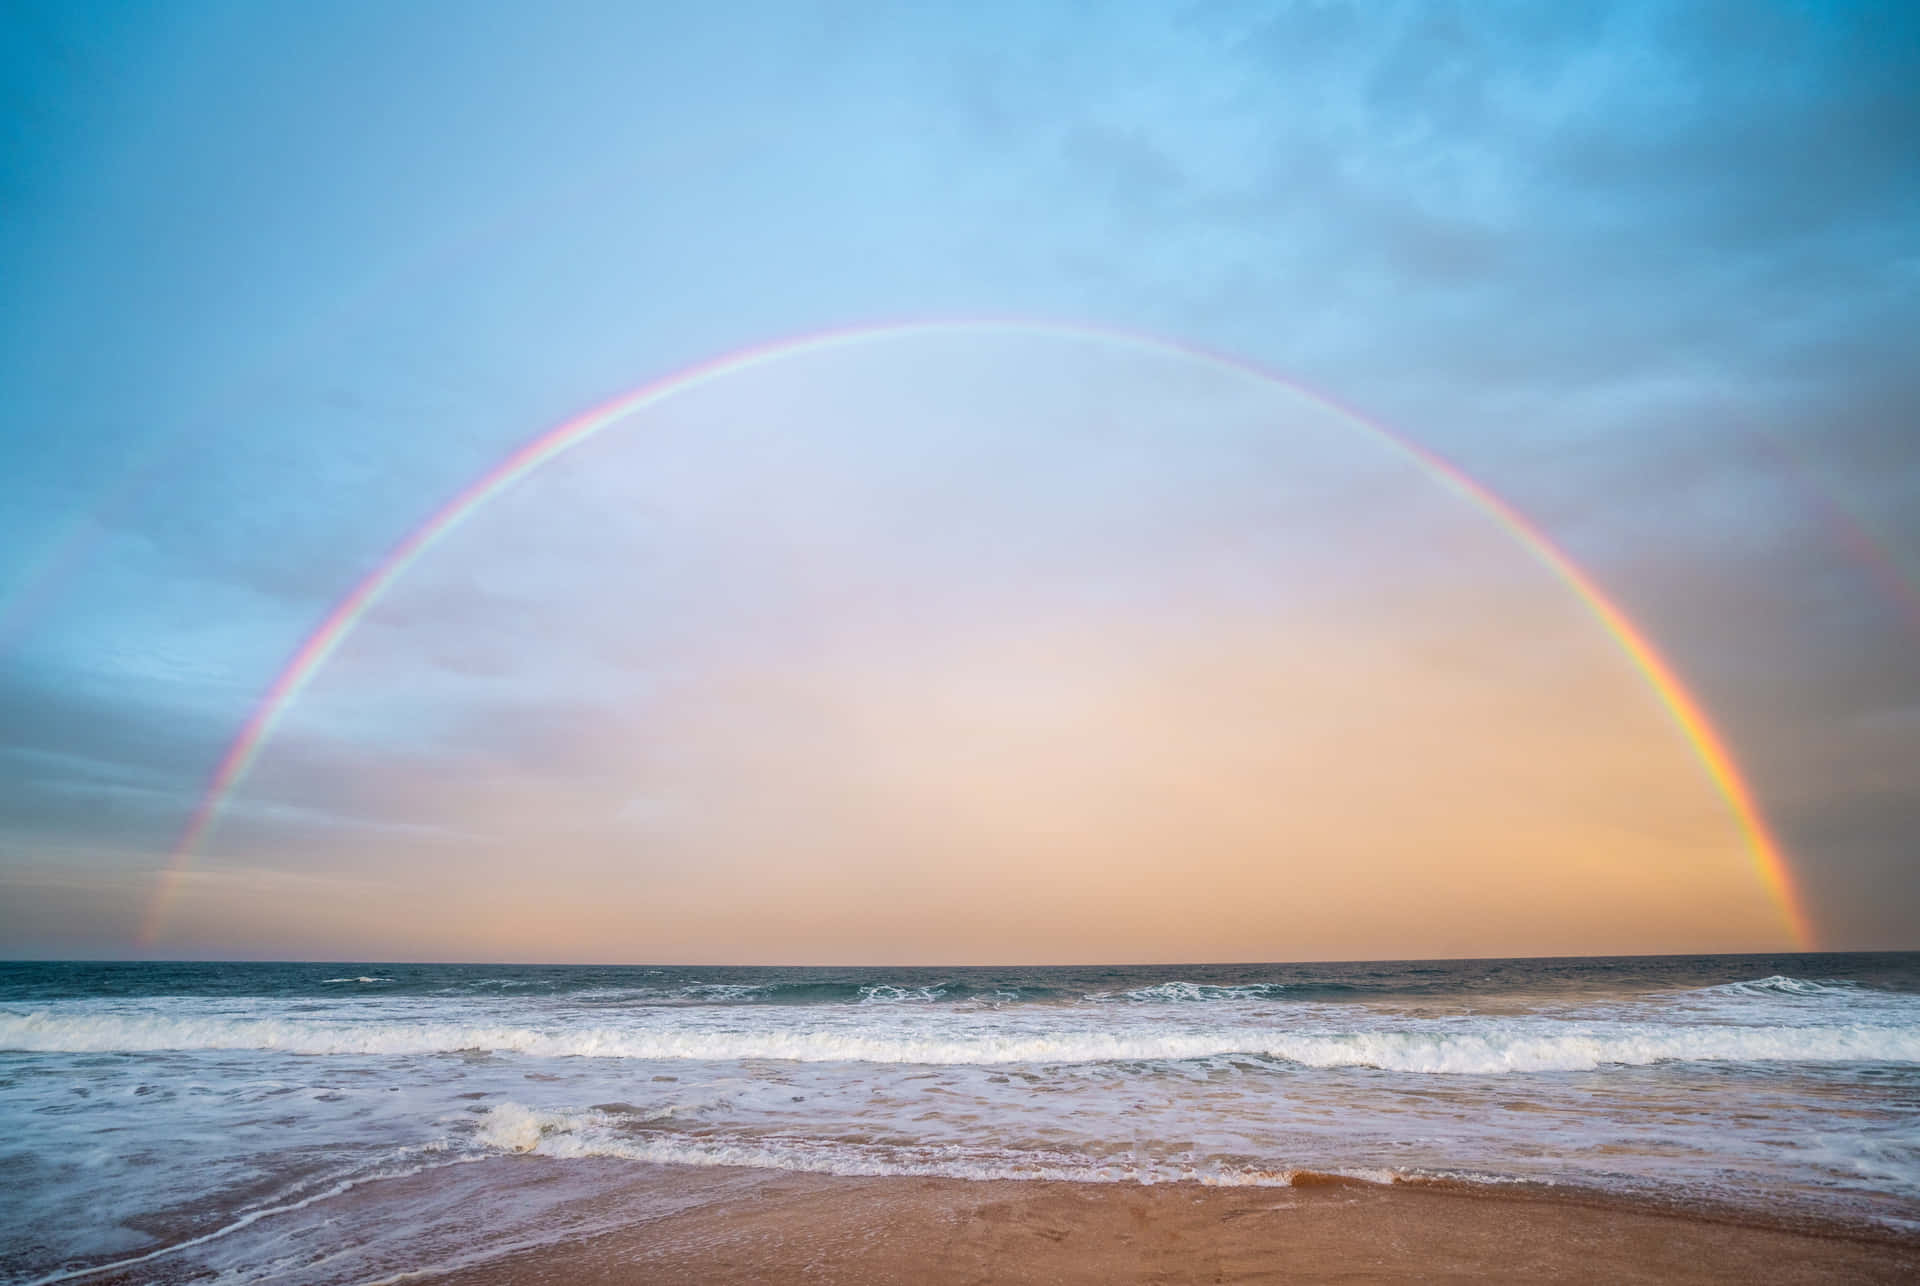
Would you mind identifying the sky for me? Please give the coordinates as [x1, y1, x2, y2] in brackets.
[1, 0, 1915, 963]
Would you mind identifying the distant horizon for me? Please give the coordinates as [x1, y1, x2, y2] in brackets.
[10, 946, 1918, 970]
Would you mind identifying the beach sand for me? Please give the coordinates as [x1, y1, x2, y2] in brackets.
[390, 1163, 1919, 1285]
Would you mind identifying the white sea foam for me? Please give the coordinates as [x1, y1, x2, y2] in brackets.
[17, 1153, 472, 1286]
[321, 977, 395, 985]
[467, 1101, 1397, 1187]
[6, 1009, 1917, 1071]
[675, 983, 770, 1001]
[1697, 976, 1860, 999]
[1119, 981, 1286, 1003]
[858, 984, 947, 1004]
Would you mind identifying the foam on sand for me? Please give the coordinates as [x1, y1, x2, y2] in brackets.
[469, 1101, 1410, 1186]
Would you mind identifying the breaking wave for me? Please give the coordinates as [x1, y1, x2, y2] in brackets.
[5, 1010, 1917, 1072]
[468, 1102, 1406, 1187]
[1117, 981, 1288, 1002]
[1695, 976, 1861, 999]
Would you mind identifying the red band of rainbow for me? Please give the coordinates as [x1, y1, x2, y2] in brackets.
[143, 319, 1816, 949]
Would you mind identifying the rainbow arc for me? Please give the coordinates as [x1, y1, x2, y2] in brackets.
[142, 320, 1817, 950]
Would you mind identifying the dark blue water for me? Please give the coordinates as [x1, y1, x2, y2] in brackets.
[8, 950, 1918, 1002]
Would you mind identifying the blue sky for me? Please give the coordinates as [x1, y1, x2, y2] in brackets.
[1, 1, 1916, 959]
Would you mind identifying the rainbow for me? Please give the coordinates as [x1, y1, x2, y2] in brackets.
[142, 319, 1818, 949]
[1749, 431, 1920, 642]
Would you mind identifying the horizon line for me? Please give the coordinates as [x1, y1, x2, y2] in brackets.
[6, 947, 1907, 970]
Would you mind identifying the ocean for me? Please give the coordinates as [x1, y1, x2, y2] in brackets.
[3, 953, 1917, 1283]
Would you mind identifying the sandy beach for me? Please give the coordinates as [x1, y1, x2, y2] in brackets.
[365, 1164, 1920, 1285]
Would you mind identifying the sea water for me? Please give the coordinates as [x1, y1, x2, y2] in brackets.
[3, 954, 1917, 1282]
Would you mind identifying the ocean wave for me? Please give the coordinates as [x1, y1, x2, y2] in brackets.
[594, 980, 1051, 1007]
[1116, 982, 1288, 1003]
[674, 983, 773, 1001]
[468, 1101, 1399, 1186]
[859, 984, 948, 1004]
[1696, 976, 1862, 999]
[6, 1010, 1918, 1072]
[605, 981, 979, 1006]
[320, 977, 395, 985]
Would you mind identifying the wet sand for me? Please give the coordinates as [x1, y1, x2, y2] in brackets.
[420, 1166, 1920, 1285]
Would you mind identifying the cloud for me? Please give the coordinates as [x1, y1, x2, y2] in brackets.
[2, 0, 1915, 955]
[103, 333, 1799, 960]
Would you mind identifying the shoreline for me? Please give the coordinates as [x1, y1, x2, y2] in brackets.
[360, 1161, 1920, 1285]
[19, 954, 1916, 1284]
[55, 1157, 1920, 1284]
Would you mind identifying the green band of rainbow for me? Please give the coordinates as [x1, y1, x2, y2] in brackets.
[143, 319, 1816, 949]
